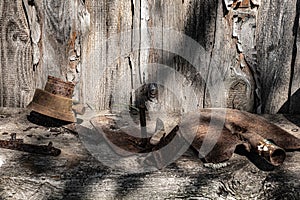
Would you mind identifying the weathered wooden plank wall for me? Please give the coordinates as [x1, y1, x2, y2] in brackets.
[256, 0, 298, 113]
[0, 0, 34, 107]
[206, 0, 257, 112]
[0, 0, 89, 106]
[0, 0, 300, 114]
[289, 0, 300, 114]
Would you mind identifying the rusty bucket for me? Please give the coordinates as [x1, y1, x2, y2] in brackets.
[27, 76, 76, 123]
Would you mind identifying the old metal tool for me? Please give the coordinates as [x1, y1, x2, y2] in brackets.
[225, 122, 286, 166]
[189, 108, 300, 166]
[0, 133, 61, 156]
[139, 83, 159, 147]
[27, 75, 76, 123]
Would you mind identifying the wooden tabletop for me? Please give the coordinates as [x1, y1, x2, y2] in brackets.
[0, 108, 299, 200]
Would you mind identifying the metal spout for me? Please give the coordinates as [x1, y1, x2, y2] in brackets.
[256, 139, 286, 166]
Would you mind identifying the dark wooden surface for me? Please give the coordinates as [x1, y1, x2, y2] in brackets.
[0, 108, 299, 200]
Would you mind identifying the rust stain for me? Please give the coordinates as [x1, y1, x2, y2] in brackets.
[67, 31, 79, 71]
[68, 31, 77, 49]
[239, 0, 250, 8]
[231, 0, 250, 9]
[69, 61, 77, 70]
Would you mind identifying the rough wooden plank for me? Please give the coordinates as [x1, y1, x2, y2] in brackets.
[289, 0, 300, 114]
[84, 0, 210, 112]
[0, 0, 34, 107]
[1, 0, 300, 115]
[84, 0, 133, 111]
[205, 1, 257, 112]
[256, 0, 297, 114]
[40, 0, 89, 91]
[0, 108, 299, 199]
[0, 0, 89, 108]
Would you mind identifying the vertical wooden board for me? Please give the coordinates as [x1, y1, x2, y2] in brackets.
[42, 0, 63, 79]
[181, 0, 218, 111]
[143, 0, 212, 113]
[82, 0, 106, 109]
[256, 0, 296, 113]
[146, 0, 164, 109]
[139, 0, 151, 85]
[289, 0, 300, 114]
[184, 0, 218, 51]
[41, 0, 72, 80]
[84, 0, 133, 110]
[204, 6, 236, 109]
[95, 0, 117, 110]
[290, 55, 300, 113]
[128, 0, 141, 106]
[110, 0, 135, 112]
[161, 0, 203, 112]
[37, 0, 89, 91]
[161, 1, 182, 112]
[204, 1, 257, 112]
[0, 0, 34, 107]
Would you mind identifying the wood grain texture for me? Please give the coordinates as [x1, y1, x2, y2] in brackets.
[83, 0, 218, 113]
[289, 0, 300, 114]
[0, 0, 34, 107]
[40, 0, 90, 96]
[0, 0, 90, 107]
[204, 1, 257, 112]
[0, 108, 299, 199]
[256, 0, 297, 113]
[1, 0, 300, 115]
[83, 0, 133, 111]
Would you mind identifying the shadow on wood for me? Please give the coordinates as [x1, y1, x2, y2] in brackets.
[279, 88, 300, 115]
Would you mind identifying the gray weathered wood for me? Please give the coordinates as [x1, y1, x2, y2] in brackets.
[0, 0, 34, 107]
[0, 108, 299, 199]
[256, 0, 297, 113]
[1, 0, 300, 115]
[0, 0, 89, 107]
[289, 0, 300, 114]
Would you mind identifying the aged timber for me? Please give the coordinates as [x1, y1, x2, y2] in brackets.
[1, 0, 300, 114]
[0, 108, 299, 199]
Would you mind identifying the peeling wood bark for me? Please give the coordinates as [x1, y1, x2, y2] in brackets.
[204, 1, 258, 112]
[40, 0, 89, 98]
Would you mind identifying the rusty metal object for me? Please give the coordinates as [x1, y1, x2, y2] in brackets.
[224, 0, 252, 10]
[45, 76, 75, 98]
[147, 83, 158, 101]
[90, 108, 297, 167]
[256, 139, 286, 166]
[225, 122, 286, 166]
[0, 133, 61, 156]
[27, 76, 76, 123]
[138, 103, 148, 147]
[187, 108, 299, 165]
[239, 0, 250, 8]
